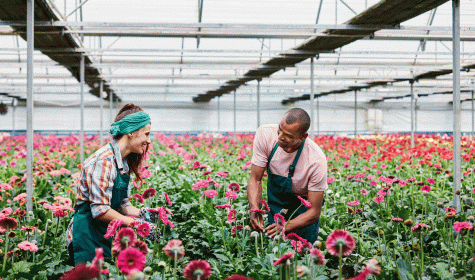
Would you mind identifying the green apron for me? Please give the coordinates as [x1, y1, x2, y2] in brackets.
[71, 144, 130, 264]
[267, 140, 321, 244]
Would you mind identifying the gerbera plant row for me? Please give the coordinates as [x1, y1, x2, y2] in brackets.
[0, 132, 474, 279]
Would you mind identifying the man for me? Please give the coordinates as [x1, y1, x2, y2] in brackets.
[247, 108, 327, 244]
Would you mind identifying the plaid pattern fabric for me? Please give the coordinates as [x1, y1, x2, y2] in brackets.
[66, 140, 132, 246]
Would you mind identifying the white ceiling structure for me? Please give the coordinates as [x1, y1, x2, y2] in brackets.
[0, 0, 475, 107]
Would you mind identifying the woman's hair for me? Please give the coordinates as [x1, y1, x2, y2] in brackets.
[113, 103, 150, 182]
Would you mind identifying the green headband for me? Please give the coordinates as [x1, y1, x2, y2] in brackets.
[109, 111, 151, 137]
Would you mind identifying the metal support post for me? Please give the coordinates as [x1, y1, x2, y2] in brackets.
[217, 96, 220, 132]
[453, 0, 461, 212]
[26, 0, 34, 213]
[80, 54, 85, 164]
[11, 101, 15, 135]
[317, 97, 320, 135]
[354, 90, 357, 137]
[257, 80, 261, 128]
[109, 88, 113, 128]
[100, 81, 104, 146]
[415, 96, 418, 132]
[233, 90, 236, 141]
[410, 81, 415, 148]
[310, 57, 315, 139]
[472, 90, 474, 140]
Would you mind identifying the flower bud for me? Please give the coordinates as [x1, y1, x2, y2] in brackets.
[143, 267, 153, 275]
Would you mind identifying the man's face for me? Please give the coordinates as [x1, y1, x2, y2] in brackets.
[277, 118, 306, 153]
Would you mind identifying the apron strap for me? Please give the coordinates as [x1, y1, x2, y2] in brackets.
[267, 142, 279, 170]
[288, 140, 305, 178]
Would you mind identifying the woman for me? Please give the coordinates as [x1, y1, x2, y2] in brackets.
[66, 103, 159, 265]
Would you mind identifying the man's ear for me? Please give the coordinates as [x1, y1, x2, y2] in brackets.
[301, 132, 308, 141]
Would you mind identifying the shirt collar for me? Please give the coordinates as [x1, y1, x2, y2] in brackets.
[111, 140, 129, 172]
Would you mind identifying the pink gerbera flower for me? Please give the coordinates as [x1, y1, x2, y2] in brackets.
[117, 247, 146, 275]
[216, 171, 229, 178]
[297, 196, 312, 208]
[391, 218, 403, 223]
[228, 182, 240, 192]
[225, 191, 237, 200]
[309, 248, 325, 266]
[327, 176, 335, 184]
[113, 227, 136, 251]
[214, 204, 231, 209]
[347, 200, 360, 207]
[162, 239, 185, 260]
[142, 188, 157, 199]
[411, 223, 429, 233]
[192, 180, 210, 191]
[133, 194, 144, 204]
[227, 209, 237, 223]
[453, 221, 473, 232]
[445, 207, 456, 213]
[373, 196, 384, 204]
[136, 222, 151, 238]
[274, 213, 286, 227]
[231, 225, 244, 237]
[360, 189, 368, 196]
[183, 260, 212, 280]
[427, 178, 435, 184]
[203, 189, 218, 199]
[104, 219, 124, 239]
[326, 230, 355, 257]
[421, 185, 431, 193]
[261, 200, 270, 213]
[164, 192, 172, 206]
[0, 207, 13, 217]
[250, 209, 265, 214]
[17, 241, 38, 252]
[273, 252, 294, 266]
[149, 207, 175, 228]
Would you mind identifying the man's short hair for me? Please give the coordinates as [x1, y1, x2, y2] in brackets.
[284, 108, 311, 135]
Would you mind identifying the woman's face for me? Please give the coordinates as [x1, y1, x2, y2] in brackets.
[129, 123, 151, 154]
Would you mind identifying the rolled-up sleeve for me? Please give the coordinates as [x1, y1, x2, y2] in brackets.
[251, 127, 269, 168]
[88, 158, 115, 218]
[307, 159, 328, 192]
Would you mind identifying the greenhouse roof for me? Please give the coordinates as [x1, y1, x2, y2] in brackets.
[1, 0, 475, 107]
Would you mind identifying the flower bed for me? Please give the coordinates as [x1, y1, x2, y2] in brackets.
[0, 132, 473, 279]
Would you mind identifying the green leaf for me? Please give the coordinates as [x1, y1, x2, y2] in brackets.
[397, 259, 415, 280]
[12, 261, 31, 274]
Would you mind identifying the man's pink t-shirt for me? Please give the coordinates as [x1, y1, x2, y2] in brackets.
[251, 124, 328, 196]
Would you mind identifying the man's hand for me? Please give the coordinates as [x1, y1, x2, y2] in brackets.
[264, 223, 284, 239]
[249, 211, 264, 232]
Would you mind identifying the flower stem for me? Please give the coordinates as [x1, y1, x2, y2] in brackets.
[173, 251, 177, 280]
[338, 245, 343, 280]
[2, 225, 9, 272]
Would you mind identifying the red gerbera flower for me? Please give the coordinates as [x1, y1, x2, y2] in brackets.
[136, 222, 151, 238]
[228, 182, 240, 192]
[164, 192, 172, 206]
[117, 247, 146, 275]
[59, 263, 100, 280]
[224, 274, 253, 280]
[133, 240, 149, 256]
[297, 196, 312, 208]
[231, 225, 244, 237]
[274, 214, 285, 227]
[142, 188, 157, 200]
[0, 216, 18, 230]
[411, 223, 429, 233]
[309, 248, 325, 266]
[133, 194, 144, 204]
[260, 200, 270, 213]
[183, 260, 212, 280]
[273, 252, 294, 266]
[326, 230, 355, 257]
[214, 204, 231, 209]
[104, 219, 124, 239]
[227, 209, 237, 223]
[162, 239, 185, 261]
[113, 227, 136, 251]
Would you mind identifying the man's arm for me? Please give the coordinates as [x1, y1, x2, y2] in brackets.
[247, 164, 266, 231]
[96, 208, 135, 226]
[264, 190, 324, 238]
